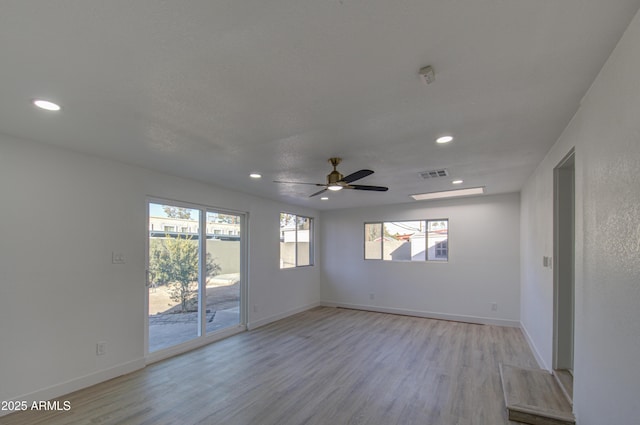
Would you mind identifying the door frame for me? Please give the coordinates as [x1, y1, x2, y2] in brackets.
[552, 149, 575, 372]
[145, 197, 248, 363]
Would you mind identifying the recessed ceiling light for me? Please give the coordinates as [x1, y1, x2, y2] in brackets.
[452, 179, 464, 185]
[320, 197, 329, 200]
[436, 135, 453, 144]
[33, 99, 61, 111]
[410, 187, 484, 201]
[249, 173, 262, 179]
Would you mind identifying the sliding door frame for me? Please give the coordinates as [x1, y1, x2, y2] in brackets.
[145, 196, 248, 364]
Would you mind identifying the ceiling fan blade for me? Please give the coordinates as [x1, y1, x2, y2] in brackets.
[309, 188, 329, 197]
[347, 184, 389, 192]
[273, 180, 326, 187]
[341, 169, 374, 184]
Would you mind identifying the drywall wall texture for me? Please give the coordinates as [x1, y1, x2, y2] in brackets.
[520, 8, 640, 424]
[320, 193, 521, 326]
[0, 136, 320, 407]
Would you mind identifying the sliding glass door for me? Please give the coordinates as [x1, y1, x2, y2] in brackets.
[204, 210, 241, 334]
[147, 200, 244, 354]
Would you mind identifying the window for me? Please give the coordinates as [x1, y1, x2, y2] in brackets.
[280, 213, 314, 268]
[364, 219, 448, 262]
[364, 223, 383, 260]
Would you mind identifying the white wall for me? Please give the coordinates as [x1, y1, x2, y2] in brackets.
[0, 135, 320, 407]
[320, 193, 521, 326]
[520, 8, 640, 424]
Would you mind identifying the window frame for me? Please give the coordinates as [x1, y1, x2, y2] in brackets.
[364, 219, 449, 262]
[280, 212, 315, 269]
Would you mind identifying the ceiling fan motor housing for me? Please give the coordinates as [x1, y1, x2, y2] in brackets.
[327, 170, 344, 185]
[327, 157, 345, 186]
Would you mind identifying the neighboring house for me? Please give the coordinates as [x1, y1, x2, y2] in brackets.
[149, 216, 240, 239]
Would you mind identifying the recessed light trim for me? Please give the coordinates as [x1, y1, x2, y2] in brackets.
[436, 135, 453, 144]
[410, 187, 485, 201]
[33, 99, 61, 111]
[249, 173, 262, 179]
[452, 179, 464, 185]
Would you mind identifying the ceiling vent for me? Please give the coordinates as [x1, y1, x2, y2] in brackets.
[419, 169, 449, 179]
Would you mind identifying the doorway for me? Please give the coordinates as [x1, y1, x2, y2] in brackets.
[146, 200, 246, 357]
[553, 150, 575, 390]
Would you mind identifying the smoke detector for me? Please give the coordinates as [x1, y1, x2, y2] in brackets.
[419, 65, 435, 85]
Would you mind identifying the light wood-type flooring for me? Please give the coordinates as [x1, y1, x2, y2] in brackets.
[3, 307, 539, 425]
[500, 365, 575, 425]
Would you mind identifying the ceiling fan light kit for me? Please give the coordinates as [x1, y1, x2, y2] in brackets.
[274, 157, 389, 198]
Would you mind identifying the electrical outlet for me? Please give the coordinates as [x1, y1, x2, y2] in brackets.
[369, 293, 375, 301]
[96, 341, 107, 356]
[252, 305, 258, 313]
[491, 302, 498, 312]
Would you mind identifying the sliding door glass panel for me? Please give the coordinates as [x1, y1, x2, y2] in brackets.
[148, 203, 201, 352]
[205, 211, 241, 334]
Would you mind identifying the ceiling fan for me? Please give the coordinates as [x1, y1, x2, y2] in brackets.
[274, 157, 389, 197]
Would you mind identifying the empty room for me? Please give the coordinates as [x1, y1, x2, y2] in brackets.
[1, 2, 639, 425]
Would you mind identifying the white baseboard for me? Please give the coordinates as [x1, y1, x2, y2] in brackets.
[520, 321, 550, 371]
[1, 358, 145, 417]
[321, 301, 521, 327]
[247, 302, 321, 330]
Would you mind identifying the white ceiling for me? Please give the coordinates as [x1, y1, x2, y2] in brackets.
[1, 1, 639, 210]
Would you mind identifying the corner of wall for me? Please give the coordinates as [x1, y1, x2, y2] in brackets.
[519, 321, 550, 371]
